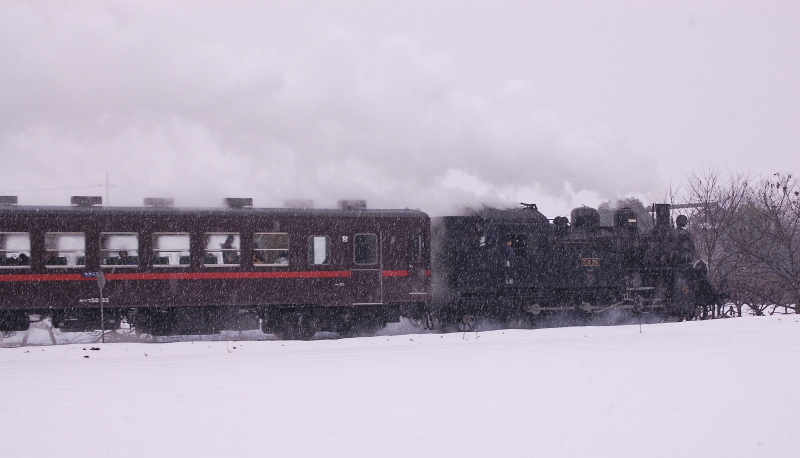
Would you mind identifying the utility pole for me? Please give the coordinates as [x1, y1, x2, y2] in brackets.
[98, 172, 117, 205]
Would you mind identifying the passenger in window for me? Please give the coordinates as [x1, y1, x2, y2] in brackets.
[276, 252, 289, 265]
[221, 235, 235, 249]
[17, 253, 29, 265]
[43, 251, 57, 265]
[253, 253, 265, 265]
[221, 235, 239, 264]
[119, 250, 135, 265]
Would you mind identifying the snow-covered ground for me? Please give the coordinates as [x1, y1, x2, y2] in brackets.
[1, 316, 798, 458]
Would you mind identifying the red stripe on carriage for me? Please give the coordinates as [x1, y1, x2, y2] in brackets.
[0, 271, 353, 282]
[0, 274, 89, 282]
[382, 270, 410, 277]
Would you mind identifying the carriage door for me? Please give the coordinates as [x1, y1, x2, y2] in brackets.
[351, 233, 382, 305]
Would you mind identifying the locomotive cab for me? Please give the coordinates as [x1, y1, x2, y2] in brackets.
[431, 204, 551, 323]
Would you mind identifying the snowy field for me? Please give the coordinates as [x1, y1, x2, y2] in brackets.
[1, 316, 798, 458]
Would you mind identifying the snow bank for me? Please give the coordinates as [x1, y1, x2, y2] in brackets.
[1, 316, 798, 457]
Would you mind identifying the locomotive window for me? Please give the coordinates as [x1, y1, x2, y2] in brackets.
[412, 233, 424, 261]
[0, 232, 31, 268]
[153, 233, 190, 267]
[354, 233, 378, 265]
[205, 233, 241, 266]
[254, 232, 289, 266]
[44, 232, 85, 267]
[308, 236, 330, 265]
[506, 234, 526, 257]
[101, 233, 139, 267]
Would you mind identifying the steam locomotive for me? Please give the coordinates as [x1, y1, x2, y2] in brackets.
[0, 195, 713, 339]
[429, 203, 715, 329]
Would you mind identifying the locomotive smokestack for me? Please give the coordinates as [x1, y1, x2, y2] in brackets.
[652, 204, 672, 231]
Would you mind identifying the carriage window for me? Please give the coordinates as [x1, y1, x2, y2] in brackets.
[354, 234, 377, 265]
[254, 232, 289, 266]
[101, 233, 139, 267]
[44, 232, 85, 267]
[0, 232, 31, 268]
[205, 233, 241, 266]
[308, 236, 329, 265]
[412, 233, 424, 261]
[153, 233, 190, 267]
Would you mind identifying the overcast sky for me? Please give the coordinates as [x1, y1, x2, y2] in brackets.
[1, 0, 797, 216]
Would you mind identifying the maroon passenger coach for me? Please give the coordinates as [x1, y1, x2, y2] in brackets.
[0, 196, 431, 339]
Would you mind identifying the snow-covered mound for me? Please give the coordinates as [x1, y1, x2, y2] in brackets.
[1, 316, 798, 458]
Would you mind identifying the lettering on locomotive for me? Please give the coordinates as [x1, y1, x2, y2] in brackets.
[580, 257, 600, 267]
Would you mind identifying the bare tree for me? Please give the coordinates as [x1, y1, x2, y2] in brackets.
[679, 166, 751, 316]
[729, 173, 800, 314]
[674, 169, 800, 316]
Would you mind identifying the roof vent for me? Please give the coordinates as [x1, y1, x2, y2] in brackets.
[71, 196, 102, 207]
[224, 197, 253, 208]
[0, 196, 18, 206]
[284, 199, 314, 209]
[144, 197, 175, 207]
[338, 199, 367, 210]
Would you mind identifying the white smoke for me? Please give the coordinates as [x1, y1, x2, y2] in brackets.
[0, 1, 657, 215]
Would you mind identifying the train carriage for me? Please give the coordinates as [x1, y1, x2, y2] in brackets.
[0, 197, 431, 339]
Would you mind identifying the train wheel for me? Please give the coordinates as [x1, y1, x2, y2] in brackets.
[272, 313, 315, 340]
[340, 321, 385, 338]
[407, 313, 437, 330]
[0, 310, 30, 332]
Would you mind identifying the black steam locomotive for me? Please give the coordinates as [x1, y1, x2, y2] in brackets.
[429, 203, 714, 328]
[0, 195, 714, 339]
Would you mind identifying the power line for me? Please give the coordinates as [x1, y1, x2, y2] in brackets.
[0, 185, 102, 193]
[2, 172, 117, 204]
